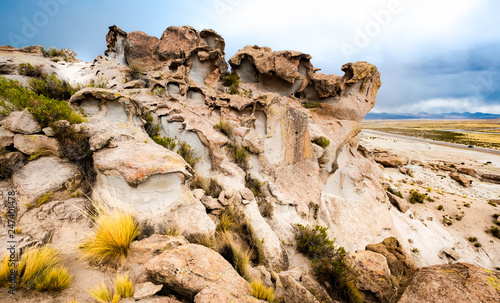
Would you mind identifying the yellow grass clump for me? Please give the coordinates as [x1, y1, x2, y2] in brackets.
[114, 273, 133, 298]
[250, 280, 275, 302]
[80, 201, 140, 266]
[217, 230, 250, 281]
[0, 246, 72, 292]
[88, 282, 113, 303]
[88, 274, 133, 303]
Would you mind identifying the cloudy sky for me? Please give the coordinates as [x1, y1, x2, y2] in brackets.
[1, 0, 499, 114]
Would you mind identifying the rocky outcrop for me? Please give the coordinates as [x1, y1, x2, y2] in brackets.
[449, 172, 472, 187]
[1, 109, 41, 134]
[399, 263, 500, 303]
[387, 192, 410, 213]
[365, 237, 417, 278]
[146, 244, 251, 299]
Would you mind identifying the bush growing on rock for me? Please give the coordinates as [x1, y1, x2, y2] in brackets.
[217, 230, 251, 280]
[29, 74, 80, 101]
[125, 65, 143, 81]
[189, 173, 223, 198]
[409, 190, 426, 204]
[227, 142, 249, 170]
[221, 72, 240, 94]
[214, 120, 234, 138]
[0, 77, 83, 127]
[387, 186, 403, 199]
[177, 141, 200, 168]
[0, 246, 72, 292]
[486, 226, 500, 239]
[18, 63, 44, 78]
[295, 224, 363, 303]
[312, 136, 330, 148]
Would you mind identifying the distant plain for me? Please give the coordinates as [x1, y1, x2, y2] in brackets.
[362, 119, 500, 150]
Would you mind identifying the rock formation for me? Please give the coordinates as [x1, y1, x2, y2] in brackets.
[0, 25, 498, 303]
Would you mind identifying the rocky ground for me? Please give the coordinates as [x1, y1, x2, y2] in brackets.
[0, 25, 498, 303]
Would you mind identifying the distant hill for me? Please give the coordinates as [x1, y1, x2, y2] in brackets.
[364, 112, 500, 120]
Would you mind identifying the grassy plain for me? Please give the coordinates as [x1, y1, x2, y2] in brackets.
[362, 119, 500, 150]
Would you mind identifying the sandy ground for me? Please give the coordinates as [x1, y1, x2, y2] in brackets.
[359, 130, 500, 270]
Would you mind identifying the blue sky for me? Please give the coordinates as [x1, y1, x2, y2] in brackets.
[1, 0, 499, 114]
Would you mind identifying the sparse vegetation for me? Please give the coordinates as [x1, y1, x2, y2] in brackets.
[214, 120, 233, 138]
[0, 246, 72, 292]
[227, 142, 249, 170]
[0, 77, 83, 128]
[177, 141, 200, 168]
[189, 173, 223, 198]
[312, 136, 330, 148]
[246, 175, 264, 198]
[250, 280, 275, 302]
[409, 190, 426, 204]
[486, 226, 500, 239]
[442, 216, 453, 226]
[29, 74, 80, 101]
[217, 212, 236, 233]
[387, 186, 403, 199]
[88, 281, 115, 303]
[125, 65, 143, 81]
[217, 230, 251, 280]
[153, 136, 177, 150]
[114, 274, 133, 298]
[474, 242, 482, 248]
[186, 233, 216, 249]
[18, 63, 44, 78]
[80, 201, 140, 267]
[437, 205, 444, 211]
[488, 201, 498, 207]
[28, 148, 55, 161]
[301, 102, 321, 109]
[40, 46, 65, 58]
[411, 248, 420, 253]
[86, 77, 108, 88]
[295, 224, 363, 303]
[26, 191, 53, 210]
[464, 203, 471, 208]
[468, 237, 478, 242]
[221, 72, 240, 94]
[152, 85, 165, 97]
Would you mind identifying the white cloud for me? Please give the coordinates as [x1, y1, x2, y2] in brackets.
[376, 97, 500, 114]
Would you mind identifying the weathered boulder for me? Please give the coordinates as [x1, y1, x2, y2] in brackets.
[365, 237, 416, 277]
[374, 155, 405, 168]
[1, 109, 41, 134]
[449, 172, 472, 187]
[124, 31, 160, 69]
[194, 286, 266, 303]
[146, 244, 251, 299]
[0, 127, 14, 146]
[248, 266, 272, 288]
[133, 282, 163, 300]
[105, 25, 127, 64]
[12, 156, 80, 202]
[480, 173, 500, 184]
[13, 134, 60, 156]
[275, 272, 320, 303]
[399, 263, 500, 303]
[387, 192, 410, 213]
[458, 166, 476, 177]
[346, 250, 393, 303]
[129, 235, 189, 264]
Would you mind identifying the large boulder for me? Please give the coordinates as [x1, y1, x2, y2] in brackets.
[13, 134, 60, 156]
[194, 286, 266, 303]
[12, 156, 80, 202]
[275, 271, 321, 303]
[0, 127, 15, 146]
[146, 244, 251, 299]
[1, 109, 41, 134]
[449, 172, 472, 187]
[346, 250, 393, 303]
[365, 237, 417, 278]
[124, 31, 160, 69]
[399, 263, 500, 303]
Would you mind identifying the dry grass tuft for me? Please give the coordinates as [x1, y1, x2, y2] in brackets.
[114, 273, 133, 298]
[80, 200, 140, 266]
[88, 281, 113, 303]
[217, 231, 251, 280]
[250, 280, 275, 302]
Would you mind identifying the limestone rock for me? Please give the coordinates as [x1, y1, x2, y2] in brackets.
[300, 274, 336, 303]
[105, 25, 127, 64]
[129, 235, 189, 264]
[1, 109, 41, 134]
[41, 127, 54, 137]
[449, 172, 472, 187]
[480, 173, 500, 184]
[12, 156, 80, 201]
[365, 237, 417, 277]
[442, 247, 461, 261]
[146, 244, 251, 299]
[194, 286, 266, 303]
[0, 127, 14, 146]
[240, 188, 255, 201]
[399, 263, 500, 303]
[13, 134, 60, 156]
[192, 188, 205, 200]
[387, 192, 410, 213]
[134, 282, 163, 300]
[248, 266, 272, 288]
[123, 79, 146, 89]
[201, 195, 222, 210]
[458, 166, 476, 177]
[275, 272, 320, 303]
[346, 250, 393, 302]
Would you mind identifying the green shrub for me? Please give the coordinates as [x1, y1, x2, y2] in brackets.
[153, 136, 176, 150]
[214, 120, 233, 138]
[189, 173, 223, 198]
[40, 46, 65, 58]
[302, 102, 320, 109]
[52, 123, 90, 161]
[250, 280, 275, 302]
[411, 248, 419, 253]
[18, 63, 44, 78]
[221, 73, 240, 94]
[486, 226, 500, 239]
[488, 201, 498, 207]
[246, 176, 264, 198]
[86, 77, 108, 88]
[312, 136, 330, 148]
[29, 74, 79, 101]
[409, 190, 426, 204]
[227, 142, 249, 170]
[387, 186, 403, 199]
[468, 237, 477, 242]
[295, 224, 363, 303]
[0, 77, 83, 127]
[152, 86, 165, 97]
[177, 142, 200, 168]
[474, 242, 482, 248]
[125, 65, 143, 81]
[437, 205, 444, 211]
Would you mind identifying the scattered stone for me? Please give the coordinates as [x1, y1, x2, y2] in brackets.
[374, 155, 406, 168]
[192, 188, 205, 200]
[201, 195, 222, 210]
[240, 188, 255, 201]
[0, 127, 15, 146]
[134, 282, 163, 300]
[449, 172, 472, 188]
[1, 109, 41, 134]
[387, 192, 410, 213]
[41, 127, 55, 137]
[442, 247, 460, 261]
